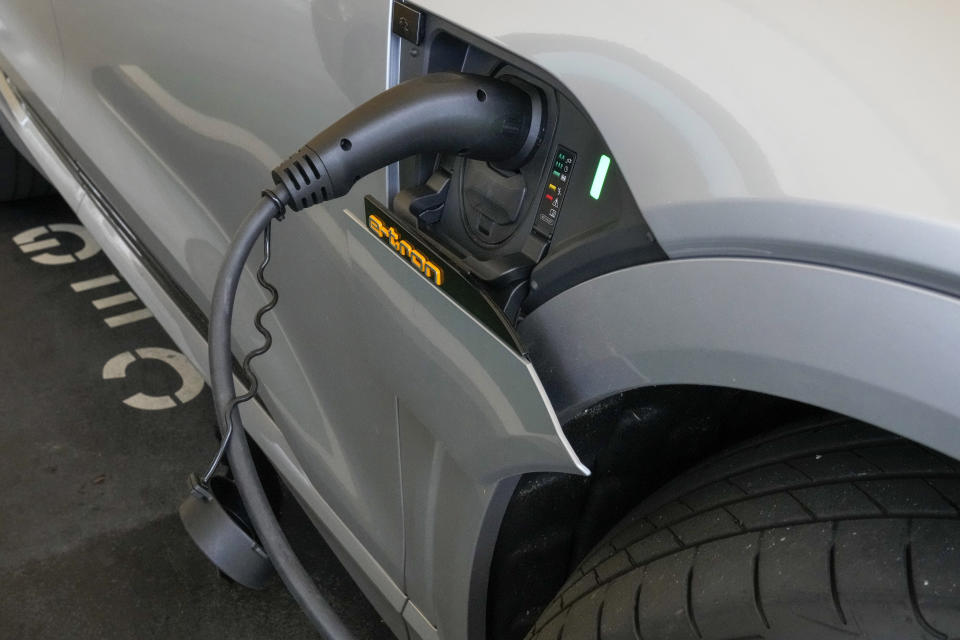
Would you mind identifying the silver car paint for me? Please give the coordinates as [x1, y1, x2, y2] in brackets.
[0, 71, 414, 637]
[48, 0, 412, 592]
[422, 0, 960, 292]
[0, 0, 62, 115]
[520, 257, 960, 461]
[2, 1, 959, 639]
[0, 0, 587, 636]
[0, 64, 581, 640]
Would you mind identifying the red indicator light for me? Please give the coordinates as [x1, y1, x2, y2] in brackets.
[545, 193, 554, 201]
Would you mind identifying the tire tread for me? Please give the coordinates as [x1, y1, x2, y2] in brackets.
[527, 419, 960, 639]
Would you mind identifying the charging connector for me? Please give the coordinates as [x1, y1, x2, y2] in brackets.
[272, 72, 541, 211]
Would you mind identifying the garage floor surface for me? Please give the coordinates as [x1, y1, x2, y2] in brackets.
[0, 196, 392, 639]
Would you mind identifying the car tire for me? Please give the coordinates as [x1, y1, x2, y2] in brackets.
[0, 131, 54, 201]
[525, 417, 960, 639]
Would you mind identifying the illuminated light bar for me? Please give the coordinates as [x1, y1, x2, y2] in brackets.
[590, 154, 611, 200]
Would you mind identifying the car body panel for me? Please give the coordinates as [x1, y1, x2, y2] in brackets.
[520, 257, 960, 462]
[0, 70, 415, 635]
[48, 0, 411, 586]
[2, 2, 960, 639]
[0, 1, 586, 636]
[0, 0, 62, 116]
[419, 0, 960, 294]
[0, 68, 582, 640]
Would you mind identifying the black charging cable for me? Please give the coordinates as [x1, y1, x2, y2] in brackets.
[199, 72, 541, 638]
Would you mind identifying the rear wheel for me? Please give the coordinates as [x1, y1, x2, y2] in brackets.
[526, 417, 960, 639]
[0, 131, 54, 201]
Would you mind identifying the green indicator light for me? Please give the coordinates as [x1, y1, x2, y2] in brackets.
[552, 170, 561, 177]
[590, 154, 611, 200]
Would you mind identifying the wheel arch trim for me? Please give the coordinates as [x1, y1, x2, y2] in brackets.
[519, 257, 960, 462]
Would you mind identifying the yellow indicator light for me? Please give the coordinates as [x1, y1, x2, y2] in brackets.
[548, 183, 557, 191]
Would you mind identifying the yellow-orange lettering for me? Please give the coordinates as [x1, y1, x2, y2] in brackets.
[368, 215, 385, 237]
[367, 214, 445, 289]
[423, 261, 443, 286]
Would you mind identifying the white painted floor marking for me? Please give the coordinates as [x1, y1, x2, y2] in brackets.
[71, 274, 120, 291]
[135, 347, 204, 404]
[101, 351, 136, 379]
[13, 223, 101, 264]
[48, 223, 100, 261]
[92, 291, 137, 309]
[124, 392, 176, 410]
[18, 238, 60, 253]
[28, 247, 75, 265]
[102, 347, 204, 410]
[12, 225, 48, 245]
[103, 308, 153, 328]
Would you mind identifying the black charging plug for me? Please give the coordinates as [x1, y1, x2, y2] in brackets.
[271, 72, 542, 212]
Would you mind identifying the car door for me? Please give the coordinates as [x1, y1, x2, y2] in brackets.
[0, 1, 62, 119]
[48, 0, 408, 586]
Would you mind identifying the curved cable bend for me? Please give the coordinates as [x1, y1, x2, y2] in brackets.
[201, 220, 278, 485]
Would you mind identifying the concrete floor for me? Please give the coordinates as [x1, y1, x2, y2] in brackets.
[0, 197, 392, 638]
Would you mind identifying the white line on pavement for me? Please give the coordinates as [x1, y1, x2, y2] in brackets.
[103, 308, 153, 328]
[92, 291, 138, 309]
[71, 274, 120, 292]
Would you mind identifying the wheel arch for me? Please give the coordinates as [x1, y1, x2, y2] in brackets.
[519, 256, 960, 461]
[485, 383, 822, 639]
[477, 255, 960, 638]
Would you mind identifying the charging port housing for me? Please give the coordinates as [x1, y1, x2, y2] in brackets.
[389, 7, 665, 322]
